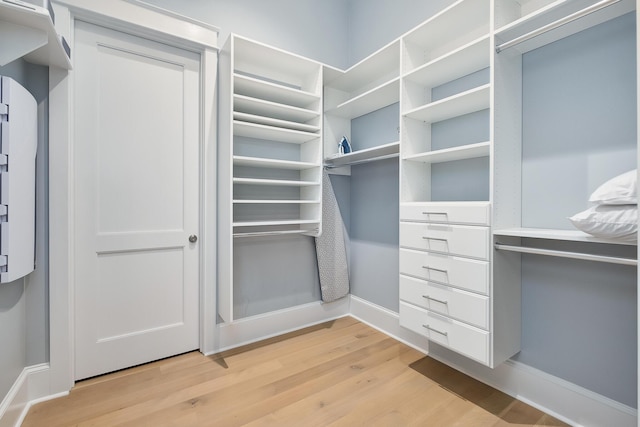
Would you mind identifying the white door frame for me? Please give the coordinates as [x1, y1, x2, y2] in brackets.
[48, 0, 218, 394]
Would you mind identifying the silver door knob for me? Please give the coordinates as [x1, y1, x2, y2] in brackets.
[189, 234, 198, 243]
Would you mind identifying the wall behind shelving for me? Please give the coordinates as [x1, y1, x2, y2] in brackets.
[514, 12, 638, 408]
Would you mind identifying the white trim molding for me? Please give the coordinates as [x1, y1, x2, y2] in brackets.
[428, 345, 637, 427]
[213, 299, 351, 354]
[349, 295, 430, 355]
[0, 364, 65, 427]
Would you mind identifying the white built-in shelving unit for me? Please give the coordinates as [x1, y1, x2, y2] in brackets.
[0, 0, 71, 69]
[216, 0, 638, 372]
[323, 40, 401, 172]
[219, 35, 323, 322]
[398, 0, 517, 368]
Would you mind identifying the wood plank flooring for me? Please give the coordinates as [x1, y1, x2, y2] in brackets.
[23, 317, 569, 426]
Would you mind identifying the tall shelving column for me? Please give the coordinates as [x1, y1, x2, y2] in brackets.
[397, 0, 517, 368]
[218, 35, 323, 322]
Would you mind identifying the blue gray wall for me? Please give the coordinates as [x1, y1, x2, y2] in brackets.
[142, 0, 350, 69]
[514, 13, 637, 407]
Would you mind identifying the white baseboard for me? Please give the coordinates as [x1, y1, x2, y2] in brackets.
[428, 344, 637, 427]
[348, 295, 429, 355]
[0, 364, 67, 427]
[348, 295, 636, 427]
[211, 298, 351, 354]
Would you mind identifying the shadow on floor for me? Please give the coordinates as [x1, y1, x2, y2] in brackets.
[409, 356, 570, 426]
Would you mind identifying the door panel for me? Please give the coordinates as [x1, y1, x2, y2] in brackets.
[74, 21, 200, 380]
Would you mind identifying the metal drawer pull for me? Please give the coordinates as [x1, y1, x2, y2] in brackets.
[422, 266, 448, 275]
[421, 237, 448, 242]
[422, 295, 448, 305]
[422, 324, 448, 337]
[422, 211, 448, 216]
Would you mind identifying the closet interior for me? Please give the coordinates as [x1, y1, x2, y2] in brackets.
[217, 0, 637, 413]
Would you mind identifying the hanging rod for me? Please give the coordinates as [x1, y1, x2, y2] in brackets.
[233, 229, 317, 238]
[495, 0, 622, 53]
[494, 243, 637, 266]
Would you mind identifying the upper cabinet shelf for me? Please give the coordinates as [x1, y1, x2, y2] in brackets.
[403, 36, 490, 89]
[0, 0, 71, 69]
[404, 84, 490, 124]
[402, 0, 489, 74]
[494, 0, 635, 54]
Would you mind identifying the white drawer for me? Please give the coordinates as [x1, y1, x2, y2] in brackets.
[399, 248, 489, 295]
[400, 222, 489, 260]
[400, 202, 490, 225]
[400, 275, 489, 329]
[400, 301, 490, 365]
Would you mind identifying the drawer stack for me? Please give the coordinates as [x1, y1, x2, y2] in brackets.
[399, 202, 491, 365]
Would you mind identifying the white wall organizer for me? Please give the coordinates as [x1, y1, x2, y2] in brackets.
[218, 35, 323, 322]
[0, 76, 37, 283]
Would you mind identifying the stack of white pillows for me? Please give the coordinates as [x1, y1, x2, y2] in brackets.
[569, 169, 638, 243]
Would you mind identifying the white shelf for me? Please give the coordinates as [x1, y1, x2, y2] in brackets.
[234, 74, 319, 108]
[233, 120, 319, 144]
[233, 219, 320, 228]
[403, 36, 490, 88]
[327, 78, 400, 119]
[233, 156, 318, 170]
[0, 1, 71, 69]
[233, 36, 321, 90]
[494, 0, 635, 54]
[324, 40, 400, 92]
[233, 112, 320, 133]
[233, 199, 320, 204]
[403, 141, 490, 164]
[233, 177, 319, 187]
[404, 84, 490, 124]
[403, 0, 490, 72]
[233, 94, 319, 123]
[324, 141, 400, 167]
[493, 228, 637, 246]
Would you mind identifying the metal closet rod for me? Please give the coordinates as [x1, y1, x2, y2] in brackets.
[494, 243, 637, 266]
[495, 0, 622, 53]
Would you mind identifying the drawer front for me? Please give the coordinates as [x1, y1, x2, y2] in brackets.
[400, 203, 490, 225]
[400, 301, 490, 365]
[400, 275, 489, 329]
[400, 222, 489, 260]
[399, 248, 489, 295]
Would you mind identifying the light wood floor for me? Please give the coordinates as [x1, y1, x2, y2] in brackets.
[23, 317, 569, 426]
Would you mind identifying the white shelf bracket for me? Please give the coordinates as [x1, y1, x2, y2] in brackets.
[0, 20, 47, 66]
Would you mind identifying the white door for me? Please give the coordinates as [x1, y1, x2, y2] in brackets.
[73, 21, 201, 380]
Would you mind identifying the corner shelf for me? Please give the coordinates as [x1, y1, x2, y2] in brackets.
[326, 77, 400, 119]
[0, 0, 71, 69]
[324, 141, 400, 168]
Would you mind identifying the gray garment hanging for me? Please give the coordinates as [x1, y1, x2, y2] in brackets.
[315, 170, 349, 302]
